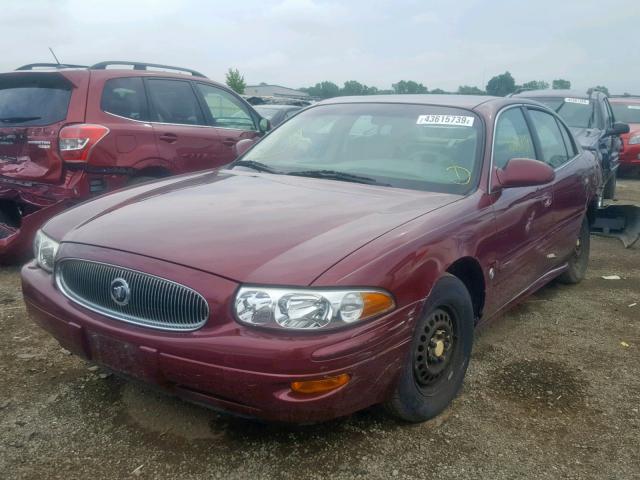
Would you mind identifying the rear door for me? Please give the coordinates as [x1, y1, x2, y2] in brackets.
[0, 71, 87, 183]
[193, 82, 261, 165]
[145, 78, 223, 173]
[526, 107, 588, 264]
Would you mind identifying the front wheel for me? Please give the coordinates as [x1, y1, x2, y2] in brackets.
[558, 217, 590, 284]
[384, 274, 474, 422]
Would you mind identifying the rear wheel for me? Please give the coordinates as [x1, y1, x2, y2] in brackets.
[384, 274, 474, 422]
[558, 217, 590, 284]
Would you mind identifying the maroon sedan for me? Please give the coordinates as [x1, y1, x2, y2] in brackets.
[22, 95, 600, 423]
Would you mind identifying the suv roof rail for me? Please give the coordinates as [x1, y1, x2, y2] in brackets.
[90, 61, 206, 78]
[16, 63, 89, 71]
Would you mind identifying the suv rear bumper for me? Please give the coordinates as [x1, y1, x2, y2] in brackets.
[0, 171, 126, 263]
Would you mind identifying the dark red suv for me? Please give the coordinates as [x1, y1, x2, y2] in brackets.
[0, 61, 268, 262]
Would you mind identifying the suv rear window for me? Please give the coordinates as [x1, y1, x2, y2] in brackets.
[101, 77, 149, 121]
[0, 73, 72, 126]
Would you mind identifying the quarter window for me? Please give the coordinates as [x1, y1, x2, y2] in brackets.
[558, 121, 577, 158]
[494, 108, 536, 169]
[146, 79, 204, 125]
[101, 77, 148, 121]
[528, 109, 569, 168]
[195, 84, 255, 130]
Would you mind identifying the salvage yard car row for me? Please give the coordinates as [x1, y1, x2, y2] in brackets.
[1, 61, 636, 423]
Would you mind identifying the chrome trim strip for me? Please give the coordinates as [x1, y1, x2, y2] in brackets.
[55, 258, 209, 332]
[103, 110, 258, 133]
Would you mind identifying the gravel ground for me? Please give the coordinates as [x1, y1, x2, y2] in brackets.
[1, 179, 639, 480]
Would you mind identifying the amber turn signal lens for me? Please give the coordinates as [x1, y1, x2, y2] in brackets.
[291, 373, 351, 394]
[361, 292, 395, 319]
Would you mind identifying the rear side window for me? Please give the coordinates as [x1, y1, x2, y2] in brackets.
[0, 73, 71, 126]
[558, 121, 577, 157]
[146, 79, 204, 125]
[494, 107, 536, 169]
[101, 77, 148, 121]
[195, 83, 255, 130]
[528, 109, 569, 168]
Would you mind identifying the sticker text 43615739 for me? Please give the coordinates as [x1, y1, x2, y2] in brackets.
[416, 115, 475, 127]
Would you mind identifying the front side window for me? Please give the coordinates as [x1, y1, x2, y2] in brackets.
[196, 84, 255, 130]
[146, 79, 204, 125]
[493, 107, 536, 169]
[611, 101, 640, 124]
[528, 109, 569, 168]
[101, 77, 148, 121]
[237, 103, 483, 195]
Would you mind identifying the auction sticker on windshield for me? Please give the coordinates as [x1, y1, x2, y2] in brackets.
[565, 98, 590, 105]
[417, 115, 475, 126]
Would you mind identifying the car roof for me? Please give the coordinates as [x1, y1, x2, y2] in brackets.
[513, 89, 602, 100]
[609, 96, 640, 104]
[318, 94, 505, 109]
[254, 104, 302, 110]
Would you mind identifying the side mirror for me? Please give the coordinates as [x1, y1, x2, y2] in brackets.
[495, 158, 555, 189]
[258, 117, 271, 133]
[234, 138, 255, 158]
[605, 122, 630, 137]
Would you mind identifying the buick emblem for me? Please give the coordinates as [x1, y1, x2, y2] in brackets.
[110, 278, 131, 306]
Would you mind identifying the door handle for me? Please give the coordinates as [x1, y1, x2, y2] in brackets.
[159, 133, 178, 143]
[222, 138, 237, 147]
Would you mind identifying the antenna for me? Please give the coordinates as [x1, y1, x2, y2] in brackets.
[48, 47, 61, 65]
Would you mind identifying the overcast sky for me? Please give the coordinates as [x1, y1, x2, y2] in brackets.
[3, 0, 638, 94]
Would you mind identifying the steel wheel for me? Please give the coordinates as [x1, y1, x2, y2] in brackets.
[413, 307, 457, 388]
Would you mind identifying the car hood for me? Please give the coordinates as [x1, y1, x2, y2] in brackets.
[46, 170, 460, 285]
[569, 127, 603, 148]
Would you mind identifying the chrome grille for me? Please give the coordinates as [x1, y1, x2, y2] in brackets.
[56, 259, 209, 331]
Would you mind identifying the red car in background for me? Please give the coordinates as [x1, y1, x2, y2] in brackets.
[0, 61, 268, 263]
[22, 95, 600, 423]
[610, 96, 640, 175]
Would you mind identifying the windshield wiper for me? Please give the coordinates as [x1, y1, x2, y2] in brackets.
[0, 116, 41, 123]
[232, 160, 282, 174]
[287, 169, 389, 186]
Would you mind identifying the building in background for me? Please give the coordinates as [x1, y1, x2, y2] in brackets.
[245, 84, 309, 99]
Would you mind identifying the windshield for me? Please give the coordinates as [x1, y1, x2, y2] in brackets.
[0, 74, 72, 126]
[535, 97, 595, 129]
[611, 102, 640, 124]
[235, 103, 482, 194]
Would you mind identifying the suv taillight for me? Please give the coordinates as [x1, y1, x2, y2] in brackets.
[59, 124, 109, 162]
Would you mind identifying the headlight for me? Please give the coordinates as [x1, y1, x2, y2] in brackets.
[628, 135, 640, 145]
[234, 286, 395, 331]
[33, 230, 59, 273]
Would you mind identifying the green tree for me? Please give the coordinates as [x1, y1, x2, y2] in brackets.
[430, 88, 447, 94]
[362, 85, 379, 95]
[588, 85, 610, 96]
[486, 72, 516, 97]
[303, 81, 341, 99]
[342, 80, 365, 96]
[521, 80, 549, 91]
[392, 80, 428, 94]
[225, 68, 246, 94]
[552, 79, 571, 90]
[457, 85, 484, 95]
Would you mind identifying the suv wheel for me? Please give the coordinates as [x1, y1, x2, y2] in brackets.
[384, 274, 474, 422]
[558, 217, 590, 284]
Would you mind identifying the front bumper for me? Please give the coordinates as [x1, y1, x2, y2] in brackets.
[21, 251, 416, 423]
[620, 144, 640, 167]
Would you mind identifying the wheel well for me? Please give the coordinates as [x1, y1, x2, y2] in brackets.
[446, 257, 485, 322]
[586, 200, 598, 226]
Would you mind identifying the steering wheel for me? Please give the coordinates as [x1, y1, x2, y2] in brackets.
[446, 165, 472, 185]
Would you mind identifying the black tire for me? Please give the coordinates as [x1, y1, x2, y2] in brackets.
[558, 217, 590, 284]
[384, 274, 474, 423]
[603, 172, 617, 200]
